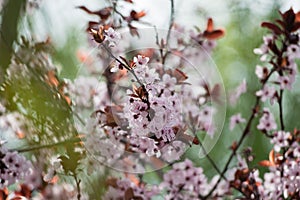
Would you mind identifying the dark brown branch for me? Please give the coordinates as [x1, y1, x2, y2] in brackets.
[100, 44, 143, 86]
[162, 0, 175, 64]
[202, 68, 277, 199]
[154, 26, 164, 62]
[100, 44, 152, 120]
[166, 0, 175, 48]
[278, 89, 285, 130]
[74, 173, 81, 200]
[196, 134, 227, 181]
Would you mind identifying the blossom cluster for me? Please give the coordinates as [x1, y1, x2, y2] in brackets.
[81, 50, 217, 167]
[0, 146, 33, 189]
[69, 2, 224, 168]
[103, 178, 159, 200]
[1, 0, 300, 199]
[228, 8, 300, 200]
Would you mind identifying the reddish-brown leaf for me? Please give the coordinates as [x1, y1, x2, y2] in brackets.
[130, 10, 146, 21]
[16, 130, 25, 139]
[119, 56, 130, 67]
[128, 24, 140, 37]
[134, 86, 148, 101]
[77, 6, 112, 20]
[173, 68, 188, 82]
[96, 7, 113, 20]
[77, 6, 94, 14]
[203, 18, 225, 40]
[230, 141, 238, 151]
[14, 184, 31, 198]
[206, 18, 214, 32]
[296, 11, 300, 22]
[102, 105, 123, 127]
[90, 26, 106, 43]
[203, 30, 225, 40]
[258, 160, 273, 167]
[124, 188, 134, 200]
[261, 22, 282, 34]
[46, 70, 59, 87]
[281, 8, 295, 26]
[0, 188, 8, 200]
[275, 19, 285, 29]
[210, 84, 222, 104]
[106, 178, 118, 188]
[292, 22, 300, 32]
[269, 149, 275, 165]
[192, 137, 200, 145]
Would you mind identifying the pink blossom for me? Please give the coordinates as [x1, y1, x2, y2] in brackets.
[287, 62, 298, 83]
[229, 113, 246, 130]
[104, 27, 121, 47]
[160, 159, 209, 198]
[161, 140, 186, 162]
[256, 85, 277, 104]
[133, 55, 150, 67]
[255, 65, 269, 80]
[0, 147, 33, 188]
[197, 106, 216, 137]
[278, 75, 293, 90]
[292, 142, 300, 157]
[253, 35, 274, 61]
[162, 74, 177, 90]
[130, 136, 161, 157]
[110, 62, 119, 72]
[271, 131, 290, 152]
[103, 178, 159, 199]
[257, 108, 277, 131]
[230, 79, 247, 105]
[237, 155, 248, 169]
[287, 44, 300, 61]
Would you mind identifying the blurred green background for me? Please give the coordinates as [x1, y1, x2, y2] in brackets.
[1, 0, 300, 189]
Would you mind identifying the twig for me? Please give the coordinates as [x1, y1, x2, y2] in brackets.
[278, 89, 285, 130]
[74, 173, 81, 200]
[162, 0, 175, 64]
[166, 0, 175, 48]
[202, 69, 276, 199]
[112, 2, 153, 27]
[100, 44, 143, 86]
[74, 111, 86, 126]
[12, 137, 82, 153]
[100, 43, 152, 120]
[202, 99, 259, 199]
[154, 26, 164, 62]
[196, 134, 227, 181]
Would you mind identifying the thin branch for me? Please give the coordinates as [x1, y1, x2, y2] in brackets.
[154, 26, 164, 62]
[74, 112, 86, 126]
[166, 0, 175, 47]
[162, 0, 175, 64]
[74, 173, 81, 200]
[100, 43, 152, 120]
[202, 69, 276, 199]
[12, 137, 82, 153]
[196, 134, 227, 181]
[100, 44, 143, 86]
[202, 99, 259, 199]
[112, 2, 153, 27]
[278, 89, 285, 130]
[112, 2, 126, 20]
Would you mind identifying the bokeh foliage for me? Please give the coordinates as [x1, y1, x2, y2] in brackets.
[1, 0, 299, 192]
